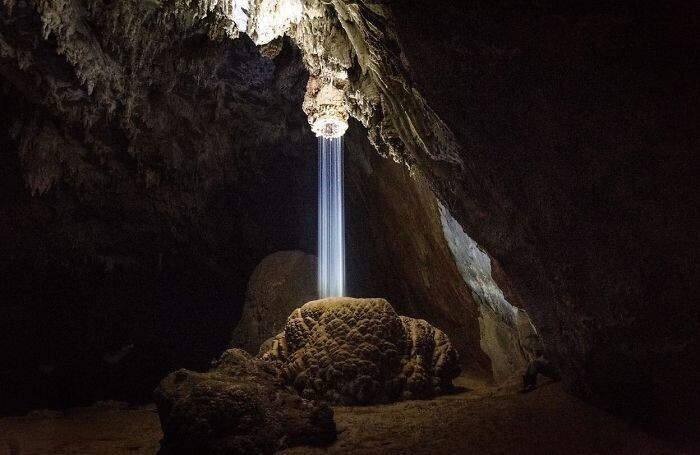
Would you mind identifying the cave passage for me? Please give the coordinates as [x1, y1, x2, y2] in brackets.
[318, 135, 345, 297]
[1, 0, 698, 453]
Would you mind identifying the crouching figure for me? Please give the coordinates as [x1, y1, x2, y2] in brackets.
[522, 345, 560, 392]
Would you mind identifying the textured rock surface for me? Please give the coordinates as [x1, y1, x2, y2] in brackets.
[261, 297, 460, 404]
[154, 349, 336, 455]
[0, 2, 317, 412]
[230, 250, 317, 354]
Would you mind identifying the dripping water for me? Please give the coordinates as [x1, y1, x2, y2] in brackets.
[318, 136, 345, 298]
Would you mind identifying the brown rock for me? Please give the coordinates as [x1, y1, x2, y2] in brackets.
[261, 297, 460, 404]
[230, 251, 317, 355]
[154, 349, 336, 455]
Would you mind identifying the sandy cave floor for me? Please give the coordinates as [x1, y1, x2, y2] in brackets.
[0, 374, 686, 455]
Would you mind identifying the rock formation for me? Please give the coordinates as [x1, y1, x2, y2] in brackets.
[154, 349, 336, 455]
[156, 298, 458, 452]
[230, 250, 317, 354]
[261, 297, 460, 404]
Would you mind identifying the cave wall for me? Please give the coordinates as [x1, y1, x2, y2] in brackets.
[386, 0, 700, 430]
[0, 2, 319, 412]
[343, 122, 490, 370]
[438, 201, 537, 383]
[344, 121, 543, 382]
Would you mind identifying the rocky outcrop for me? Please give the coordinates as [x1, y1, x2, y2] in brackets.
[261, 297, 460, 404]
[230, 250, 317, 354]
[154, 349, 336, 455]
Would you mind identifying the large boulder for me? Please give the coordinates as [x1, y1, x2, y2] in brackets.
[231, 251, 317, 354]
[261, 297, 460, 404]
[154, 349, 335, 455]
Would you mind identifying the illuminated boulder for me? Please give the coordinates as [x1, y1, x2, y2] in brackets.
[154, 349, 335, 455]
[230, 250, 317, 355]
[261, 297, 460, 404]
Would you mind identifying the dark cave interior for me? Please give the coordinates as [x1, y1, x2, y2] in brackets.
[0, 0, 699, 453]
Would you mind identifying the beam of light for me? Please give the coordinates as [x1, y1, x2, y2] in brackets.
[318, 135, 345, 298]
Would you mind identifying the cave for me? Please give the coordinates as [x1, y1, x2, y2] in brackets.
[0, 0, 698, 453]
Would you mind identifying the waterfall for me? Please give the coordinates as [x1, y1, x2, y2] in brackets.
[318, 136, 345, 298]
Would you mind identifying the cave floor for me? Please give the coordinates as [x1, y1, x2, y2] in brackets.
[0, 374, 679, 455]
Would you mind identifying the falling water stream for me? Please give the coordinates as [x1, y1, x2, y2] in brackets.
[318, 136, 345, 298]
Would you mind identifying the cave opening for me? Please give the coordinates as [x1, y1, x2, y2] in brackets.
[1, 0, 699, 453]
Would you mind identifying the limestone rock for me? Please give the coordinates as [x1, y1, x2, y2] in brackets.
[230, 251, 317, 355]
[154, 349, 336, 455]
[261, 297, 460, 404]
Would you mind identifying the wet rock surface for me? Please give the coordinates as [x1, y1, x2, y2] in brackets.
[154, 349, 336, 455]
[261, 297, 460, 404]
